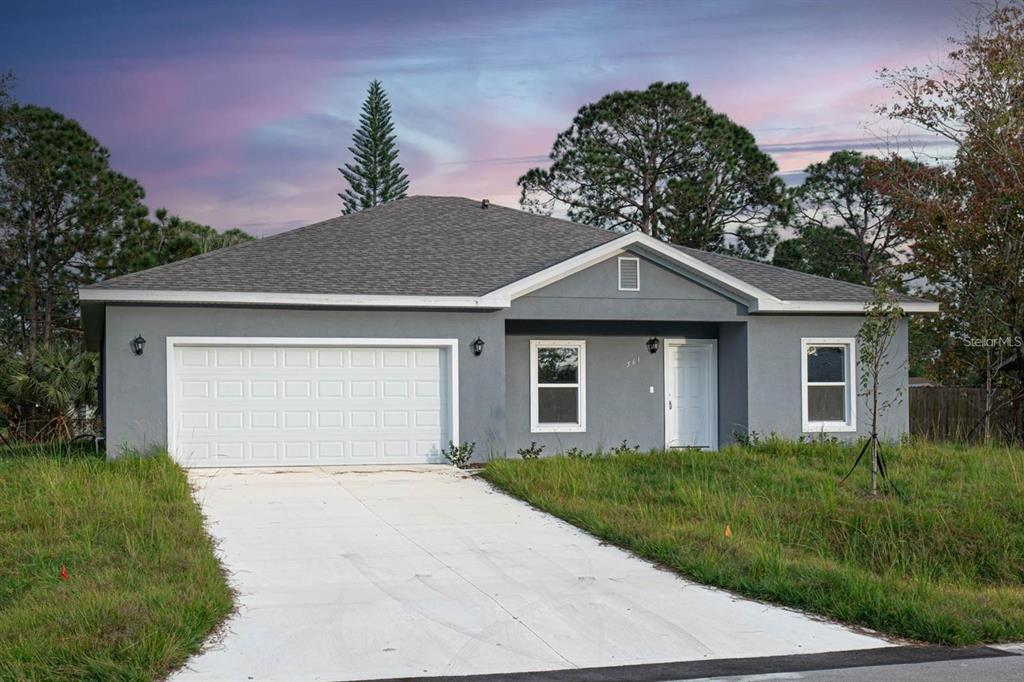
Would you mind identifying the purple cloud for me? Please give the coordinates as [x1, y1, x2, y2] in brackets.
[1, 0, 967, 234]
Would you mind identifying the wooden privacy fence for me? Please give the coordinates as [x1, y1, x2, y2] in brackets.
[909, 386, 1016, 442]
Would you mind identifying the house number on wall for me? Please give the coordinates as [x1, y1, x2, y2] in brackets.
[625, 355, 641, 368]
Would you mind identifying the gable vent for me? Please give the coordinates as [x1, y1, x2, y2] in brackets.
[618, 256, 640, 291]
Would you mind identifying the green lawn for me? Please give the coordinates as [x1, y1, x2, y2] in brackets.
[482, 440, 1024, 645]
[0, 444, 232, 680]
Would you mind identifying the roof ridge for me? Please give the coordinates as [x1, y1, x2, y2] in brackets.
[406, 195, 619, 239]
[79, 195, 932, 306]
[490, 204, 621, 238]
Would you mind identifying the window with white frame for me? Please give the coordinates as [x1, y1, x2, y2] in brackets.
[530, 340, 586, 432]
[801, 338, 856, 432]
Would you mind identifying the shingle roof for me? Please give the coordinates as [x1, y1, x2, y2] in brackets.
[88, 196, 618, 297]
[674, 246, 924, 303]
[86, 195, 928, 305]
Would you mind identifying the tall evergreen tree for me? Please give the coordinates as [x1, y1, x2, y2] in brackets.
[339, 80, 409, 214]
[0, 104, 148, 356]
[775, 151, 907, 286]
[518, 82, 790, 260]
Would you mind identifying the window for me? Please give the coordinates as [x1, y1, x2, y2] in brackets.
[801, 338, 856, 432]
[618, 256, 640, 291]
[530, 340, 586, 432]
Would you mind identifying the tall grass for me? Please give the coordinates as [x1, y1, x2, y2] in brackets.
[482, 439, 1024, 645]
[0, 443, 232, 680]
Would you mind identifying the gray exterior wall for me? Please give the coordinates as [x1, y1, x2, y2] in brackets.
[502, 253, 742, 454]
[504, 331, 720, 455]
[507, 252, 747, 322]
[99, 251, 912, 459]
[745, 315, 909, 441]
[103, 305, 507, 458]
[717, 322, 748, 445]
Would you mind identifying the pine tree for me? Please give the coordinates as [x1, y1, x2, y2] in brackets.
[339, 80, 409, 214]
[517, 82, 788, 260]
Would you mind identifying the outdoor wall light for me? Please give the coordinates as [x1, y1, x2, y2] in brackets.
[130, 334, 146, 356]
[471, 337, 485, 356]
[646, 337, 660, 354]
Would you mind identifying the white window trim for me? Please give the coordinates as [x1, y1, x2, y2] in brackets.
[530, 339, 586, 433]
[617, 256, 640, 291]
[801, 337, 857, 433]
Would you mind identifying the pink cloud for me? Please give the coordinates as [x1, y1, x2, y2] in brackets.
[4, 1, 961, 236]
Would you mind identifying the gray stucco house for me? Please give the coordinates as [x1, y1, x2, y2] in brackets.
[80, 196, 937, 466]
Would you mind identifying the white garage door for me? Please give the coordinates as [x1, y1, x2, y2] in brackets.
[169, 342, 453, 467]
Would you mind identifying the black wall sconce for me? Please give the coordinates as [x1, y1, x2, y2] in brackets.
[130, 334, 146, 356]
[471, 337, 485, 356]
[646, 337, 660, 354]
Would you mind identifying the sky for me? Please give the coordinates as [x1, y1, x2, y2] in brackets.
[2, 0, 969, 236]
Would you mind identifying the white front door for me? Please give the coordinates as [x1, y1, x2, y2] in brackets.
[168, 340, 455, 468]
[665, 340, 717, 450]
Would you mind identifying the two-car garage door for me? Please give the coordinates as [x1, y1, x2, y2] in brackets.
[169, 341, 454, 467]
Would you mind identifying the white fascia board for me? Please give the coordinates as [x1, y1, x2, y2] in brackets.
[79, 231, 941, 316]
[486, 241, 630, 300]
[78, 288, 511, 309]
[487, 232, 779, 306]
[752, 299, 941, 314]
[615, 235, 940, 314]
[626, 233, 781, 304]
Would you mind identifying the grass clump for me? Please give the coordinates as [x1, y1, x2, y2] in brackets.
[0, 443, 232, 680]
[482, 439, 1024, 645]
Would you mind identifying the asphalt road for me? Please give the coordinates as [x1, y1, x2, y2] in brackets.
[700, 654, 1024, 681]
[378, 645, 1022, 682]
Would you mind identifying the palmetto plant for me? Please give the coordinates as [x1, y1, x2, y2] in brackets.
[0, 344, 98, 442]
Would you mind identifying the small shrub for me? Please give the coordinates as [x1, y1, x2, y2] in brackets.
[441, 441, 476, 468]
[733, 429, 761, 447]
[0, 343, 99, 442]
[610, 439, 640, 456]
[798, 433, 841, 445]
[517, 441, 545, 459]
[563, 447, 592, 459]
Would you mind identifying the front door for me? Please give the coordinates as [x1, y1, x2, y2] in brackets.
[665, 340, 717, 450]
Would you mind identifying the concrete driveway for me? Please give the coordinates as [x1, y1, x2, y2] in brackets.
[174, 466, 891, 681]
